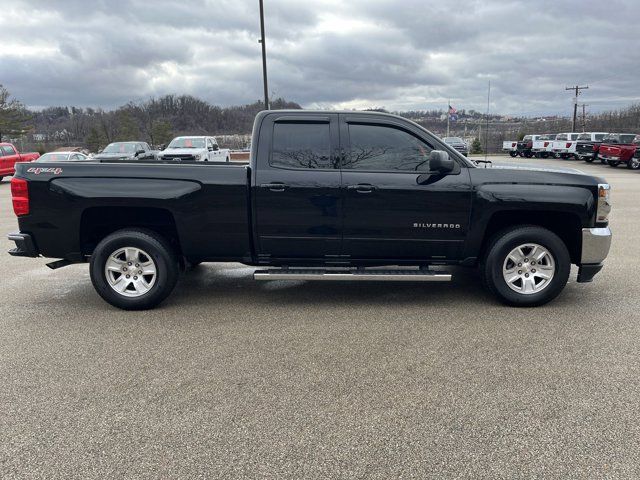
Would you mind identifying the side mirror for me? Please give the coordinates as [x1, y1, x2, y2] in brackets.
[135, 149, 145, 156]
[428, 150, 454, 174]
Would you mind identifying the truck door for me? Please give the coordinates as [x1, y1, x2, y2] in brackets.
[340, 115, 472, 261]
[253, 114, 342, 259]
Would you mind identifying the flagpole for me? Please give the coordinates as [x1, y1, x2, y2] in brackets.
[447, 98, 450, 137]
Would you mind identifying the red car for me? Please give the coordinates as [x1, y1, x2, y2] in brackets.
[598, 134, 640, 169]
[0, 143, 40, 181]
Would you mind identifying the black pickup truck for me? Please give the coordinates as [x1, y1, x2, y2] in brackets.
[8, 110, 612, 310]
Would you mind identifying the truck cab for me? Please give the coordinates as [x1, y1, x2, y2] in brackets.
[516, 135, 542, 158]
[0, 143, 40, 181]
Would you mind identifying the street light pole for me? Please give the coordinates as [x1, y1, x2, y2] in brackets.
[259, 0, 269, 110]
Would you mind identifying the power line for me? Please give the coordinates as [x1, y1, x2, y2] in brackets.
[565, 85, 588, 132]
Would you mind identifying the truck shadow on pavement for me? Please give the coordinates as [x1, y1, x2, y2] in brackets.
[167, 263, 496, 309]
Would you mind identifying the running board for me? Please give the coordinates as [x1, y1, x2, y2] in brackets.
[254, 269, 452, 282]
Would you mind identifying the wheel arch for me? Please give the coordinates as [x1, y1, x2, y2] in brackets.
[80, 206, 182, 258]
[478, 210, 582, 264]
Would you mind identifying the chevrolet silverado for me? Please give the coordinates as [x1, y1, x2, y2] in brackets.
[8, 111, 612, 310]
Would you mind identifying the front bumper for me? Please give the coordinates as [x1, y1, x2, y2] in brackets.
[581, 227, 612, 264]
[577, 227, 611, 282]
[7, 232, 39, 258]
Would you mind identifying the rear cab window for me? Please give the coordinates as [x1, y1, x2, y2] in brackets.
[270, 122, 333, 169]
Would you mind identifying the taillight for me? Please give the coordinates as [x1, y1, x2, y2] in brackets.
[527, 141, 533, 148]
[544, 142, 549, 147]
[10, 178, 29, 216]
[566, 142, 572, 148]
[593, 144, 598, 152]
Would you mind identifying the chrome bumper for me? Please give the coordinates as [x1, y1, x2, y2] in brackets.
[581, 227, 612, 264]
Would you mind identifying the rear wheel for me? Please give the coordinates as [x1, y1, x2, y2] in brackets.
[90, 229, 179, 310]
[608, 160, 620, 167]
[481, 226, 570, 307]
[509, 151, 517, 157]
[584, 156, 594, 163]
[541, 153, 549, 158]
[627, 158, 640, 170]
[524, 151, 533, 158]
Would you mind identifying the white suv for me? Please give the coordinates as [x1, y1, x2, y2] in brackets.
[159, 136, 231, 162]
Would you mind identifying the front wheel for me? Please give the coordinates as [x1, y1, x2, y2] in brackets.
[90, 229, 179, 310]
[627, 158, 640, 170]
[509, 151, 517, 157]
[481, 226, 570, 307]
[584, 156, 594, 163]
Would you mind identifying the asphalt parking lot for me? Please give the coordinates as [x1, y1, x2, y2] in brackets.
[1, 156, 639, 479]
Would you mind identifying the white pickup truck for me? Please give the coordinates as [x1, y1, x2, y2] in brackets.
[158, 136, 231, 162]
[551, 133, 581, 159]
[502, 140, 518, 157]
[531, 134, 557, 158]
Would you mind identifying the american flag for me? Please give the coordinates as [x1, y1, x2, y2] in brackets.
[448, 105, 458, 121]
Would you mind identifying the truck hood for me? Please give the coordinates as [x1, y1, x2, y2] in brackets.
[93, 152, 135, 160]
[161, 148, 207, 155]
[476, 162, 607, 186]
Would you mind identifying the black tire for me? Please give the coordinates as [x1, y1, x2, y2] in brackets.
[608, 160, 619, 167]
[541, 153, 549, 159]
[90, 228, 179, 310]
[524, 151, 533, 158]
[481, 225, 570, 307]
[627, 158, 640, 170]
[509, 151, 517, 157]
[0, 177, 3, 182]
[553, 153, 561, 159]
[584, 156, 594, 163]
[600, 157, 607, 164]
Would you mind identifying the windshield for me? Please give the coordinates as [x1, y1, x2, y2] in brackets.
[36, 153, 70, 162]
[577, 134, 591, 140]
[168, 137, 206, 149]
[102, 143, 137, 154]
[603, 134, 619, 143]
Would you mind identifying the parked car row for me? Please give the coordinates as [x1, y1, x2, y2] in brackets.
[504, 132, 640, 169]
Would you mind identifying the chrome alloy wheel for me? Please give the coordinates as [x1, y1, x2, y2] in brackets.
[104, 247, 157, 297]
[502, 243, 555, 295]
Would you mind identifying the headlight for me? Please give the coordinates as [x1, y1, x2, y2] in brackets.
[596, 183, 611, 223]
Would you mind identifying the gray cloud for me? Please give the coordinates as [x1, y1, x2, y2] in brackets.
[1, 0, 639, 115]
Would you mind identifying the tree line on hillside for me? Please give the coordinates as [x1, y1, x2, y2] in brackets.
[2, 83, 640, 153]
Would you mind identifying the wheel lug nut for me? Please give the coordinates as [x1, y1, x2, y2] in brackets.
[135, 263, 139, 267]
[138, 270, 142, 274]
[531, 261, 535, 265]
[133, 276, 138, 280]
[126, 274, 130, 278]
[524, 258, 529, 262]
[128, 262, 132, 266]
[517, 263, 522, 267]
[532, 269, 536, 273]
[525, 273, 529, 278]
[518, 270, 522, 274]
[123, 267, 127, 271]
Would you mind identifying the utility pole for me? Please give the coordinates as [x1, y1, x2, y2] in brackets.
[580, 103, 588, 132]
[258, 0, 269, 110]
[565, 85, 588, 132]
[485, 80, 490, 160]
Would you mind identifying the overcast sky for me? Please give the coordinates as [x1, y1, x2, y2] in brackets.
[1, 0, 639, 115]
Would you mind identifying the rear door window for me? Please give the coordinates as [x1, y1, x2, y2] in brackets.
[270, 122, 333, 169]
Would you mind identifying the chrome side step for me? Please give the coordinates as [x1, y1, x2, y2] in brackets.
[254, 268, 451, 282]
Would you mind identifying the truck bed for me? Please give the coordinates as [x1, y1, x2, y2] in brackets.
[14, 160, 252, 263]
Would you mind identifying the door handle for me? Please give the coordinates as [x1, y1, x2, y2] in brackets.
[260, 182, 288, 192]
[347, 184, 377, 193]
